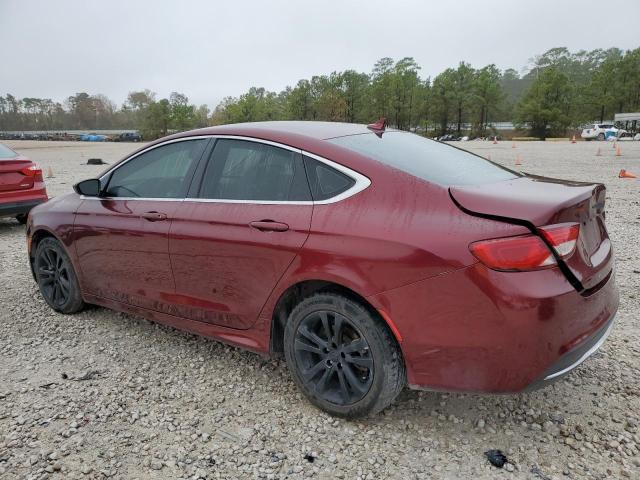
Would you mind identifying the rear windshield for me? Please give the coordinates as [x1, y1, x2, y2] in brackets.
[0, 143, 18, 159]
[328, 132, 519, 186]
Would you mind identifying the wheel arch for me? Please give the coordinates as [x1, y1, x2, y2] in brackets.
[269, 279, 403, 357]
[28, 228, 78, 284]
[28, 228, 60, 280]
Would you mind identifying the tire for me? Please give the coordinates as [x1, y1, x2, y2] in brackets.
[597, 133, 605, 141]
[15, 214, 27, 224]
[34, 237, 84, 314]
[284, 293, 405, 418]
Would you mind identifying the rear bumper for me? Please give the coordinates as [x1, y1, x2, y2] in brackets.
[368, 262, 619, 393]
[0, 198, 47, 218]
[524, 312, 616, 391]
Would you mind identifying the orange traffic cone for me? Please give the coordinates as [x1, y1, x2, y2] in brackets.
[511, 142, 516, 149]
[515, 155, 522, 166]
[595, 147, 602, 156]
[571, 135, 577, 144]
[47, 166, 54, 178]
[616, 146, 622, 156]
[619, 169, 637, 179]
[492, 136, 498, 144]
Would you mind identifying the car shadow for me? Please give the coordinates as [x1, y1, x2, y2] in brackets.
[78, 302, 576, 428]
[0, 217, 25, 232]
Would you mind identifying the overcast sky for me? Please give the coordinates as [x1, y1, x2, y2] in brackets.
[1, 0, 639, 108]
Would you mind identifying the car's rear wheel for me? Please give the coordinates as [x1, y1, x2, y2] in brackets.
[284, 293, 405, 418]
[34, 237, 84, 314]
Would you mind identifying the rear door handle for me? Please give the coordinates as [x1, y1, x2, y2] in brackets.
[141, 211, 167, 222]
[249, 220, 289, 232]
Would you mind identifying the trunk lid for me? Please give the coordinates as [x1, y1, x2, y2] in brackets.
[450, 175, 613, 291]
[0, 159, 36, 192]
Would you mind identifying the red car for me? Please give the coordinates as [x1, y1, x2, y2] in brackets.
[0, 143, 48, 224]
[27, 121, 618, 417]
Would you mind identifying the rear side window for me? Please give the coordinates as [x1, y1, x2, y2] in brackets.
[303, 156, 355, 201]
[199, 139, 311, 201]
[0, 143, 18, 159]
[106, 139, 207, 198]
[329, 132, 519, 186]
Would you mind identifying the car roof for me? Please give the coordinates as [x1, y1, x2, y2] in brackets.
[174, 121, 392, 141]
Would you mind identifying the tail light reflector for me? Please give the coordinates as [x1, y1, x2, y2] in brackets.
[470, 223, 579, 272]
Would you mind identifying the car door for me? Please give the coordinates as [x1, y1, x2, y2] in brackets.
[168, 138, 313, 329]
[73, 138, 209, 311]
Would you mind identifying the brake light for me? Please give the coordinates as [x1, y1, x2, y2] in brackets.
[20, 164, 42, 177]
[20, 164, 43, 181]
[469, 223, 580, 272]
[538, 223, 580, 258]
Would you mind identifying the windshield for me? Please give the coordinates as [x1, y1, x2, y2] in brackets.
[0, 143, 18, 159]
[328, 132, 519, 186]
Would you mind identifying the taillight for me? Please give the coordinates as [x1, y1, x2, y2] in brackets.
[20, 164, 42, 176]
[20, 164, 43, 181]
[469, 223, 580, 272]
[538, 223, 580, 258]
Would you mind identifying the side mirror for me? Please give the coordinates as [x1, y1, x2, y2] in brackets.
[73, 178, 102, 196]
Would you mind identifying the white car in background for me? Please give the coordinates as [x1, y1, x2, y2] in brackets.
[581, 123, 625, 141]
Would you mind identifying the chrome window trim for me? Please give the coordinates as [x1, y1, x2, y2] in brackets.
[97, 135, 213, 182]
[86, 134, 371, 205]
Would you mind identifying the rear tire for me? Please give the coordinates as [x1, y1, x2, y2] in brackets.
[597, 133, 605, 141]
[15, 214, 27, 224]
[284, 293, 405, 418]
[34, 237, 84, 314]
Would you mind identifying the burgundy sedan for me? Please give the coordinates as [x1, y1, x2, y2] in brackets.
[27, 121, 618, 417]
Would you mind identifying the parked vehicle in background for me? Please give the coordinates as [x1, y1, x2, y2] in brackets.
[80, 133, 107, 142]
[116, 132, 142, 142]
[0, 143, 48, 224]
[27, 121, 618, 417]
[581, 123, 626, 141]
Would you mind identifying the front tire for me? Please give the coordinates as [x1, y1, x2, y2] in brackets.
[284, 293, 405, 418]
[597, 133, 605, 141]
[15, 214, 27, 224]
[34, 237, 84, 314]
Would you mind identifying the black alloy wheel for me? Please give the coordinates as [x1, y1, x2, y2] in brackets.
[34, 237, 84, 314]
[284, 293, 405, 418]
[294, 309, 374, 405]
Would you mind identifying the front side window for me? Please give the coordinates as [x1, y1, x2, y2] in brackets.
[199, 139, 311, 201]
[106, 139, 207, 198]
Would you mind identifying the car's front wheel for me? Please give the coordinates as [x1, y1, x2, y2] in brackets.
[34, 237, 84, 314]
[284, 293, 405, 418]
[597, 133, 605, 141]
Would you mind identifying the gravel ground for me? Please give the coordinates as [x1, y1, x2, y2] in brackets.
[1, 139, 639, 480]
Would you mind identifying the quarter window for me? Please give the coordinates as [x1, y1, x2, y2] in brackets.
[199, 139, 311, 201]
[303, 156, 355, 201]
[106, 139, 207, 198]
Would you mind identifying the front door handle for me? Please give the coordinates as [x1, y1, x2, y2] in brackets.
[249, 220, 289, 232]
[141, 211, 167, 222]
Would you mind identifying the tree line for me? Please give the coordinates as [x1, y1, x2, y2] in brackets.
[0, 90, 210, 140]
[1, 47, 638, 140]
